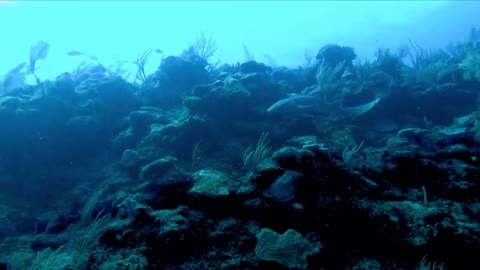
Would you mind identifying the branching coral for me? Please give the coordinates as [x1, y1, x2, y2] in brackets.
[189, 31, 218, 61]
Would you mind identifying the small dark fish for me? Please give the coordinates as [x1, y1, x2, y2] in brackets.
[154, 49, 163, 54]
[66, 50, 84, 56]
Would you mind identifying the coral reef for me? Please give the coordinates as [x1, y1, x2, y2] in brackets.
[1, 32, 480, 270]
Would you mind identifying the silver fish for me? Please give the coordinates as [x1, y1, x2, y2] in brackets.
[66, 50, 85, 56]
[267, 94, 380, 118]
[267, 95, 320, 113]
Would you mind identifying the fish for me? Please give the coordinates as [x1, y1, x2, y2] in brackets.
[267, 94, 380, 118]
[267, 95, 320, 113]
[66, 50, 85, 56]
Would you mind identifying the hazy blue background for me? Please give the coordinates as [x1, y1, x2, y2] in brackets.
[0, 0, 479, 83]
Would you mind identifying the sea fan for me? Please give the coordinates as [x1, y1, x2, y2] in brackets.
[29, 40, 50, 83]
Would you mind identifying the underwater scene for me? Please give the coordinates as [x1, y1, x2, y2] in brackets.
[1, 1, 480, 269]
